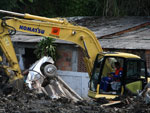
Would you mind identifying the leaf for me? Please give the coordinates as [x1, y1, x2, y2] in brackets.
[34, 37, 56, 60]
[19, 0, 24, 4]
[28, 0, 33, 3]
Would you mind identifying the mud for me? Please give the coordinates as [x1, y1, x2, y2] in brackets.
[0, 85, 150, 113]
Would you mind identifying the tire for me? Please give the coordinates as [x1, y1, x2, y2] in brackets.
[42, 64, 57, 77]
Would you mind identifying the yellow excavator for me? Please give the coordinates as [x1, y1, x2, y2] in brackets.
[0, 10, 148, 99]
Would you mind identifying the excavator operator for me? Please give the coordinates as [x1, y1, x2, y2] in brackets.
[100, 62, 123, 92]
[113, 62, 123, 81]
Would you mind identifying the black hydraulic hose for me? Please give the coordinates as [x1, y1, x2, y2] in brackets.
[1, 17, 16, 35]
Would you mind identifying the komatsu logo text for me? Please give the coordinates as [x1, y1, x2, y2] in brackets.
[19, 25, 45, 34]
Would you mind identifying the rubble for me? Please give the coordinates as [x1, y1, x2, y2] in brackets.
[0, 86, 150, 113]
[1, 57, 150, 112]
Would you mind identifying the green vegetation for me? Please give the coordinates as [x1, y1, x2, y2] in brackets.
[34, 37, 56, 61]
[0, 0, 150, 17]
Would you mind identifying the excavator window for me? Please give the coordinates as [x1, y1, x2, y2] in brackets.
[126, 60, 146, 79]
[99, 57, 124, 94]
[89, 55, 104, 92]
[124, 59, 147, 94]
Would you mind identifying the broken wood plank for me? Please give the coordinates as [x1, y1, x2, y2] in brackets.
[100, 101, 121, 107]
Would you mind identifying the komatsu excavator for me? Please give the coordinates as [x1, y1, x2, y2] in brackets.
[0, 10, 148, 99]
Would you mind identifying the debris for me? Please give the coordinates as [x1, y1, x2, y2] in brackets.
[138, 83, 150, 104]
[25, 56, 82, 102]
[100, 101, 121, 107]
[125, 98, 130, 105]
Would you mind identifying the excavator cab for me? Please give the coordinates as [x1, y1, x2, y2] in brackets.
[88, 52, 148, 99]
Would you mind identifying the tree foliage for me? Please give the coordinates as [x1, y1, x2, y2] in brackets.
[34, 37, 56, 61]
[0, 0, 150, 17]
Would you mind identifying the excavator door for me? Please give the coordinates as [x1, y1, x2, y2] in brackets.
[123, 59, 147, 95]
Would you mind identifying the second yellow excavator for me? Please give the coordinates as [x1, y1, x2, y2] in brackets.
[0, 10, 148, 99]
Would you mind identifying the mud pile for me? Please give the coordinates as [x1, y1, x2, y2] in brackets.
[0, 86, 150, 113]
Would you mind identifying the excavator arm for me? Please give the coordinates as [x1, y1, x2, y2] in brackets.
[0, 24, 22, 80]
[0, 10, 103, 80]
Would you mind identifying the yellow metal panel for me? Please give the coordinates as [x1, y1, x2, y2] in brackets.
[125, 81, 142, 94]
[0, 56, 2, 62]
[147, 77, 150, 82]
[88, 90, 118, 99]
[25, 14, 65, 24]
[105, 52, 140, 59]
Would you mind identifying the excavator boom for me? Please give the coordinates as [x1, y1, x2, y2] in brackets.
[0, 10, 103, 79]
